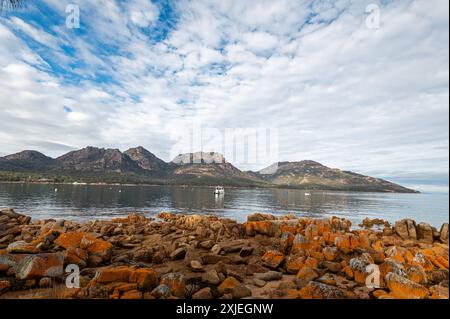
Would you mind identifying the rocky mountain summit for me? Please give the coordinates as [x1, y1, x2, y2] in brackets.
[0, 208, 448, 299]
[55, 147, 141, 173]
[124, 147, 168, 173]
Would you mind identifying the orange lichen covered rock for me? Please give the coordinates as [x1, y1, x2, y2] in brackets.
[160, 273, 185, 298]
[261, 250, 285, 269]
[130, 268, 158, 291]
[280, 232, 294, 251]
[422, 248, 448, 269]
[16, 253, 64, 280]
[95, 266, 134, 284]
[429, 284, 449, 299]
[299, 281, 350, 299]
[386, 272, 429, 299]
[55, 232, 113, 263]
[292, 234, 312, 252]
[286, 255, 305, 274]
[218, 277, 240, 296]
[296, 266, 319, 285]
[334, 234, 360, 254]
[411, 252, 435, 271]
[120, 289, 143, 299]
[323, 246, 338, 261]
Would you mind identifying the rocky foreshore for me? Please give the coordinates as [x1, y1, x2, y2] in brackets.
[0, 208, 448, 299]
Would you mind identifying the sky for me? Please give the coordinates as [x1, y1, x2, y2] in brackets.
[0, 0, 448, 193]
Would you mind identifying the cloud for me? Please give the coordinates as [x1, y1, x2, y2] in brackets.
[128, 0, 160, 28]
[0, 0, 448, 193]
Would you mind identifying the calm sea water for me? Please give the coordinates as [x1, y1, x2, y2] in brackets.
[0, 183, 448, 227]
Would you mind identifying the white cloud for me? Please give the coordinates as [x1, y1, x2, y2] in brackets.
[128, 0, 159, 28]
[0, 0, 448, 192]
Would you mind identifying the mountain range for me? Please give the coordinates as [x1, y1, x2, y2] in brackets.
[0, 146, 418, 193]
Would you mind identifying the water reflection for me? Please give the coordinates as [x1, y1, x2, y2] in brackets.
[0, 183, 448, 227]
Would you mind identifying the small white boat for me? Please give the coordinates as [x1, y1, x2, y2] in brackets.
[304, 192, 311, 196]
[214, 186, 225, 195]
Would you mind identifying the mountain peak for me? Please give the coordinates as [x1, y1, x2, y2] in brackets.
[55, 147, 136, 172]
[172, 151, 226, 165]
[0, 150, 55, 171]
[124, 147, 167, 171]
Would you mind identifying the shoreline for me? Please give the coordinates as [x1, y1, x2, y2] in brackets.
[0, 180, 422, 194]
[0, 208, 448, 299]
[0, 180, 423, 194]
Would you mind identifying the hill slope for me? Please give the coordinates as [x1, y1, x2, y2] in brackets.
[257, 161, 418, 193]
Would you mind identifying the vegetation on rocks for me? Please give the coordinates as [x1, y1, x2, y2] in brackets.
[0, 208, 448, 299]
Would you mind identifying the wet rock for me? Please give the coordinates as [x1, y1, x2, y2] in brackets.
[254, 271, 283, 281]
[386, 272, 429, 299]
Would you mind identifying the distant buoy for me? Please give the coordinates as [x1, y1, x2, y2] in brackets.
[119, 190, 122, 193]
[54, 188, 58, 192]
